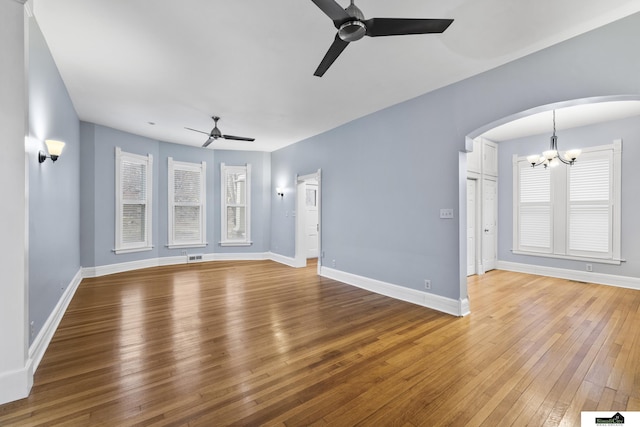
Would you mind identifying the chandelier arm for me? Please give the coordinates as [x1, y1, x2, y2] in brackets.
[530, 158, 547, 168]
[557, 155, 574, 165]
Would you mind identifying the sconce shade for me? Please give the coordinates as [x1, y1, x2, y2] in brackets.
[39, 139, 66, 163]
[45, 140, 65, 157]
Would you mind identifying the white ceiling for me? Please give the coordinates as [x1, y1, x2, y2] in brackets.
[32, 0, 640, 152]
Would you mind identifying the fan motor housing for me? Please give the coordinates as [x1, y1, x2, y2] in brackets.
[338, 20, 366, 42]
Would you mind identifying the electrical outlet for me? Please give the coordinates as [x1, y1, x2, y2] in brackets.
[30, 321, 34, 337]
[332, 259, 336, 268]
[586, 264, 593, 272]
[424, 279, 431, 290]
[181, 250, 187, 256]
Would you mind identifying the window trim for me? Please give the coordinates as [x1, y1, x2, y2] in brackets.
[220, 163, 252, 246]
[512, 140, 622, 264]
[114, 147, 153, 254]
[167, 157, 207, 249]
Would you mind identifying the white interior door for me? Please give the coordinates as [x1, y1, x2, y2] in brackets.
[482, 178, 497, 271]
[305, 182, 319, 258]
[467, 179, 477, 276]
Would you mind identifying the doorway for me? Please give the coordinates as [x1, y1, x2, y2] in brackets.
[295, 170, 322, 273]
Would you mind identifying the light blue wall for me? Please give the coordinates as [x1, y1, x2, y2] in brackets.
[497, 116, 640, 277]
[28, 18, 80, 343]
[79, 124, 272, 266]
[270, 12, 640, 301]
[80, 123, 161, 267]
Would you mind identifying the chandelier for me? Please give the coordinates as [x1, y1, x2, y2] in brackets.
[527, 110, 581, 168]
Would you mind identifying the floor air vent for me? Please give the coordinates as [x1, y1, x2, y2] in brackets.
[187, 254, 204, 263]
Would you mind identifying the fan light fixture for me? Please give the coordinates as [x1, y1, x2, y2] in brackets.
[38, 139, 66, 163]
[526, 110, 581, 168]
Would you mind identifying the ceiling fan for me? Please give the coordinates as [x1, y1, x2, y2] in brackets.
[185, 116, 255, 147]
[310, 0, 453, 77]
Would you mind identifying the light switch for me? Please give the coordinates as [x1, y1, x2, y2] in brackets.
[440, 208, 454, 219]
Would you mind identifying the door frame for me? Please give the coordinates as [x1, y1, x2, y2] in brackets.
[466, 177, 480, 276]
[294, 169, 322, 274]
[481, 177, 498, 272]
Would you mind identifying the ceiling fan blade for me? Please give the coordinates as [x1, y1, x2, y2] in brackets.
[202, 137, 215, 148]
[364, 18, 453, 37]
[314, 34, 349, 77]
[185, 126, 210, 135]
[223, 134, 255, 142]
[310, 0, 350, 25]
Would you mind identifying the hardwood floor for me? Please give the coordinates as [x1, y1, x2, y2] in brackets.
[1, 260, 639, 426]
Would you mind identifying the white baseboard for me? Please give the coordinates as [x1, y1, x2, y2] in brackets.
[0, 366, 30, 405]
[497, 260, 640, 290]
[28, 268, 83, 374]
[82, 257, 178, 278]
[268, 252, 301, 268]
[320, 267, 468, 317]
[211, 252, 270, 261]
[84, 252, 295, 278]
[1, 268, 83, 405]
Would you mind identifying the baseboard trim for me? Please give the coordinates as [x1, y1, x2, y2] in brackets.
[28, 268, 83, 374]
[496, 260, 640, 290]
[84, 252, 295, 278]
[82, 258, 173, 278]
[0, 366, 31, 405]
[268, 252, 301, 268]
[211, 252, 270, 261]
[320, 267, 467, 317]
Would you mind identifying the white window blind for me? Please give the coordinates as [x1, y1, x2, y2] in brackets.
[221, 163, 251, 246]
[115, 147, 153, 253]
[518, 163, 552, 252]
[168, 158, 206, 248]
[513, 140, 621, 263]
[568, 154, 611, 257]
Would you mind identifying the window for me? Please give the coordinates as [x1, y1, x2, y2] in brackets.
[221, 163, 251, 246]
[115, 147, 153, 254]
[513, 140, 621, 263]
[168, 158, 206, 248]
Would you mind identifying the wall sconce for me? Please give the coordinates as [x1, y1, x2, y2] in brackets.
[276, 187, 284, 197]
[38, 139, 65, 163]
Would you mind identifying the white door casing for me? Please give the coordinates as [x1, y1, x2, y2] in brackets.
[467, 179, 477, 276]
[294, 171, 322, 272]
[482, 178, 498, 271]
[305, 182, 319, 258]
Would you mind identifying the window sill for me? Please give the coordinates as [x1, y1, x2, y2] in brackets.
[219, 241, 253, 247]
[511, 250, 623, 265]
[113, 246, 154, 255]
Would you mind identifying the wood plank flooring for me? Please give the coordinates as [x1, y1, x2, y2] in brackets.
[1, 260, 639, 426]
